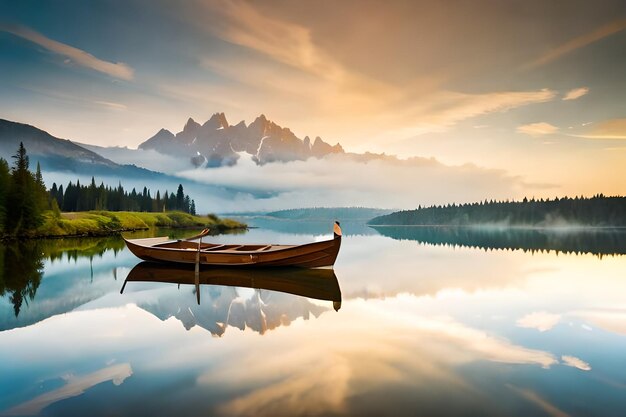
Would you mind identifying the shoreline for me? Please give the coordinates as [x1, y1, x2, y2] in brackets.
[0, 210, 247, 241]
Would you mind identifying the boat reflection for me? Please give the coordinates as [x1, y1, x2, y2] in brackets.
[121, 262, 342, 336]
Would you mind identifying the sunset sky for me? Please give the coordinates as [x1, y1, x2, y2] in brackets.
[1, 0, 625, 198]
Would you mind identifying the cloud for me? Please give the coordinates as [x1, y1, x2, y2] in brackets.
[561, 355, 591, 371]
[214, 356, 350, 417]
[516, 311, 561, 332]
[563, 87, 589, 101]
[517, 122, 559, 137]
[188, 1, 557, 144]
[405, 89, 556, 135]
[507, 385, 572, 417]
[199, 298, 557, 416]
[202, 0, 344, 81]
[573, 309, 626, 335]
[93, 100, 127, 111]
[3, 363, 132, 415]
[1, 24, 134, 80]
[524, 18, 626, 70]
[77, 143, 192, 173]
[175, 152, 530, 212]
[574, 118, 626, 139]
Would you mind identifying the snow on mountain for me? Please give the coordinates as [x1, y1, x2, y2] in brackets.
[139, 113, 344, 168]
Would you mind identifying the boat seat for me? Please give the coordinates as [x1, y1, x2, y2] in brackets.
[202, 244, 227, 251]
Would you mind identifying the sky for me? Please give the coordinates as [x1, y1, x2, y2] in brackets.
[1, 0, 625, 201]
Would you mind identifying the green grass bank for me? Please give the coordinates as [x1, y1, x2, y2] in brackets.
[3, 211, 246, 239]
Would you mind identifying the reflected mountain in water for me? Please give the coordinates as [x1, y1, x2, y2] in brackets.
[122, 262, 342, 336]
[371, 226, 626, 256]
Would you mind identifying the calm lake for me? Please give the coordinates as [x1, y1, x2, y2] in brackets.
[1, 219, 626, 417]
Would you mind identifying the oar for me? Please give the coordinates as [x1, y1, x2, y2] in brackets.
[120, 278, 128, 294]
[194, 231, 204, 305]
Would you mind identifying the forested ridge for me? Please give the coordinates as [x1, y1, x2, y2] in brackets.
[0, 143, 196, 235]
[369, 196, 626, 227]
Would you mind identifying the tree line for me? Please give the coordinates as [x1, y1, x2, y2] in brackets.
[49, 179, 196, 215]
[0, 142, 197, 235]
[369, 196, 626, 227]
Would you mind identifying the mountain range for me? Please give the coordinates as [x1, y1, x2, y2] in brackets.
[139, 113, 345, 167]
[1, 113, 347, 175]
[0, 118, 157, 179]
[0, 118, 265, 212]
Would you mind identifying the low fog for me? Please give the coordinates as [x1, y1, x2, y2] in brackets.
[175, 153, 530, 212]
[44, 152, 536, 213]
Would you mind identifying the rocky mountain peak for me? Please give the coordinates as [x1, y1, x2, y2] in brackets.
[184, 117, 198, 130]
[204, 112, 229, 129]
[139, 112, 344, 167]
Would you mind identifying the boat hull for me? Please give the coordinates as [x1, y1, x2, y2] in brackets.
[123, 235, 341, 268]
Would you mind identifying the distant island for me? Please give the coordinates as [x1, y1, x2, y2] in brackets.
[266, 207, 393, 221]
[369, 196, 626, 227]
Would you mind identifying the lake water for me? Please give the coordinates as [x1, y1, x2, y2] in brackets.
[1, 220, 626, 417]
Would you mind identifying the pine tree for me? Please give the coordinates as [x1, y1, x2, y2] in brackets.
[34, 162, 49, 211]
[184, 195, 191, 213]
[6, 143, 43, 232]
[176, 184, 185, 211]
[169, 192, 176, 211]
[0, 158, 10, 232]
[56, 184, 64, 209]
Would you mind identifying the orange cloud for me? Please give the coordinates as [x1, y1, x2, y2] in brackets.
[563, 87, 589, 101]
[576, 118, 626, 139]
[516, 311, 561, 332]
[203, 0, 344, 81]
[191, 1, 557, 145]
[517, 122, 559, 136]
[561, 355, 591, 371]
[508, 385, 572, 417]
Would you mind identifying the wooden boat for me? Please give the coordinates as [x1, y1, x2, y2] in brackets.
[123, 221, 342, 268]
[121, 261, 342, 310]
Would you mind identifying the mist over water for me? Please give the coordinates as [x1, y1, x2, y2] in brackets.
[372, 225, 626, 256]
[175, 153, 529, 212]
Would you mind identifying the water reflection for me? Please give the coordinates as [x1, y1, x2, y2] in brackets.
[371, 225, 626, 256]
[0, 236, 133, 330]
[121, 262, 342, 336]
[0, 241, 44, 317]
[4, 363, 133, 416]
[43, 236, 126, 262]
[2, 225, 626, 417]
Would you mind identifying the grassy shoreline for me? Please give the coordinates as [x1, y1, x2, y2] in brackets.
[1, 210, 247, 240]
